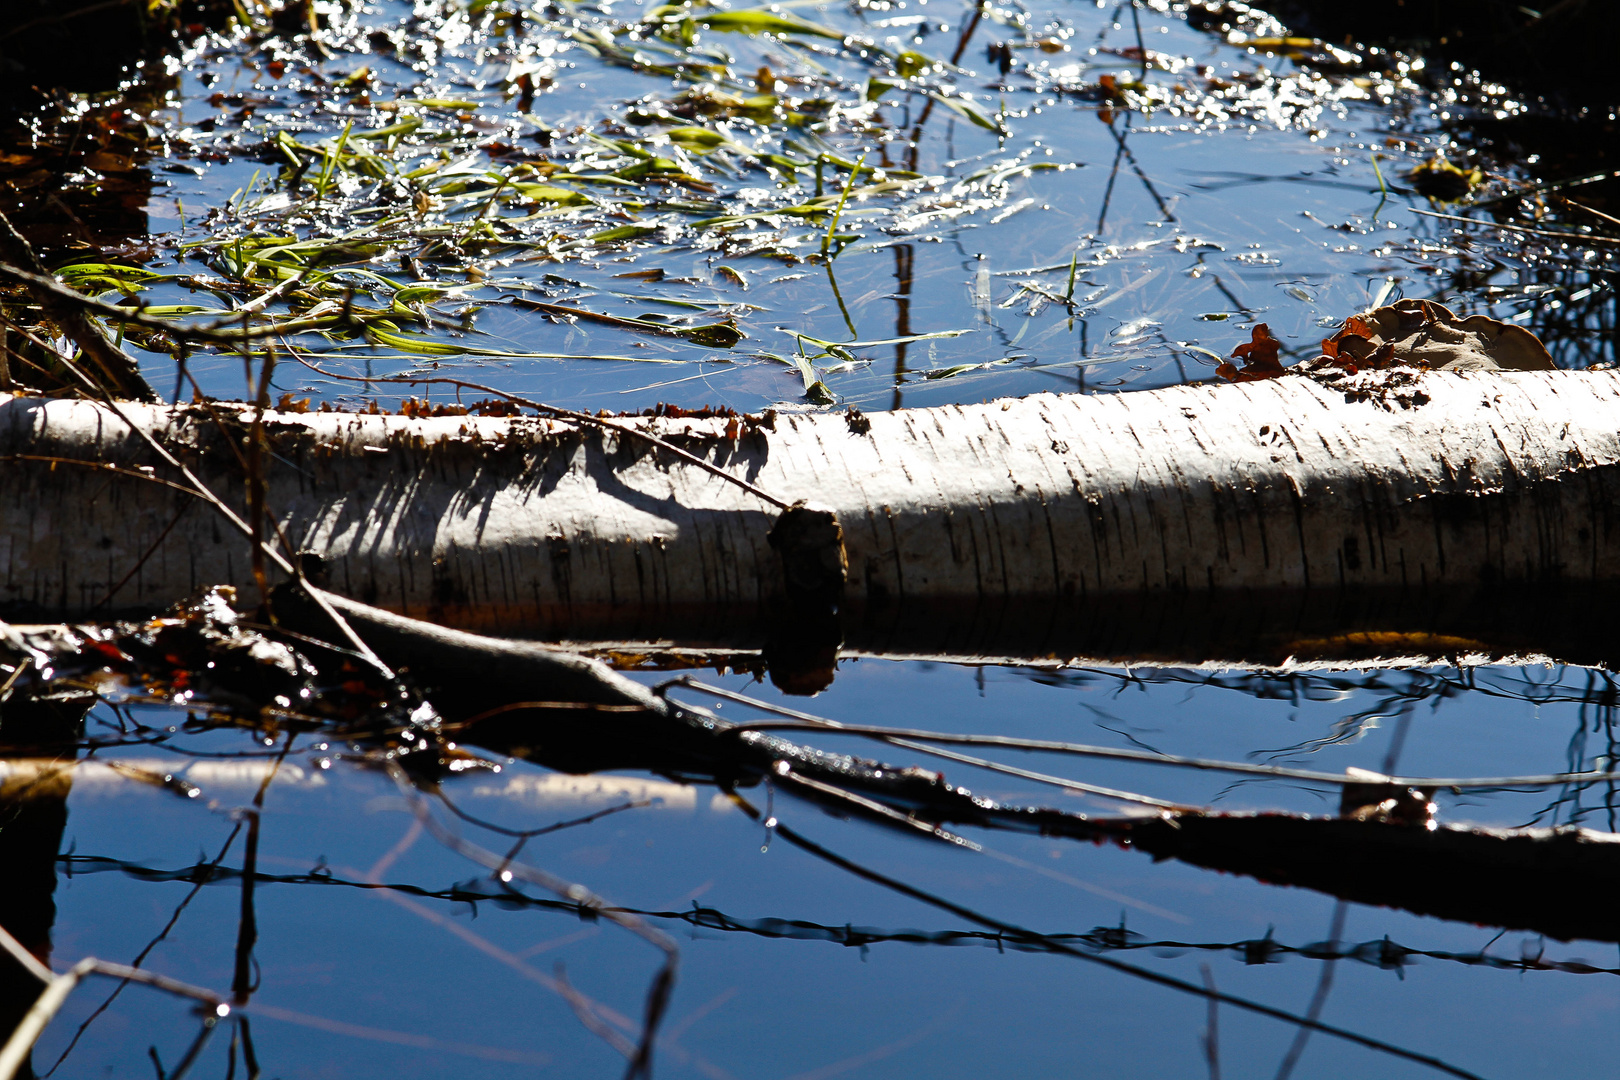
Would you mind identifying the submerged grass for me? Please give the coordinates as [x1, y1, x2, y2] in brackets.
[0, 0, 1613, 409]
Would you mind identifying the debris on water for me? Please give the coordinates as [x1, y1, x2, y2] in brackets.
[2, 5, 1618, 1078]
[1218, 298, 1555, 385]
[1407, 154, 1484, 202]
[0, 585, 428, 754]
[1215, 323, 1285, 382]
[3, 0, 1609, 412]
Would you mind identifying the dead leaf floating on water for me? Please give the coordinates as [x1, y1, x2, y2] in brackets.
[1218, 300, 1555, 383]
[1214, 323, 1285, 382]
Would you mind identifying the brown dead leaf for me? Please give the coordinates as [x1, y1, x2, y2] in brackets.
[1216, 323, 1286, 382]
[1305, 299, 1554, 375]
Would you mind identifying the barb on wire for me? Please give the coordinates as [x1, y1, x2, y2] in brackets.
[51, 848, 1620, 979]
[724, 792, 1489, 1080]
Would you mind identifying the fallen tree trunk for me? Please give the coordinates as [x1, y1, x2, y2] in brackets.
[5, 370, 1620, 661]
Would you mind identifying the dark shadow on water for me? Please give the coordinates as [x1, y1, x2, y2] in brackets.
[0, 696, 86, 1080]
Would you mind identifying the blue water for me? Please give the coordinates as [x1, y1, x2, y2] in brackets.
[9, 1, 1619, 1076]
[119, 0, 1612, 412]
[25, 658, 1620, 1079]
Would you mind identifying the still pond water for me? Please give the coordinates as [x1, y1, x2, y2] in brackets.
[5, 0, 1619, 1077]
[22, 662, 1620, 1078]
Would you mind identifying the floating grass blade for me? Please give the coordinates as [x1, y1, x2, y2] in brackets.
[315, 121, 354, 203]
[822, 152, 865, 257]
[1371, 151, 1390, 221]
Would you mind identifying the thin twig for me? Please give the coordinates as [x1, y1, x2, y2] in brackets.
[1471, 169, 1620, 208]
[1559, 196, 1620, 230]
[42, 821, 246, 1076]
[235, 267, 316, 316]
[0, 923, 230, 1080]
[433, 790, 647, 840]
[233, 738, 292, 1005]
[0, 213, 156, 400]
[676, 678, 1620, 790]
[0, 455, 207, 501]
[88, 499, 197, 612]
[1201, 963, 1221, 1080]
[1129, 0, 1148, 80]
[286, 347, 793, 510]
[1409, 207, 1620, 246]
[384, 762, 678, 1080]
[1274, 902, 1349, 1080]
[28, 343, 393, 678]
[0, 305, 389, 674]
[776, 766, 983, 848]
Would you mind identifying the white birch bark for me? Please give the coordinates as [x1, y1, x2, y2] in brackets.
[1, 369, 1617, 636]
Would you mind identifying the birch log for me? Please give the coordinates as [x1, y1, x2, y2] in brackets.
[3, 370, 1620, 662]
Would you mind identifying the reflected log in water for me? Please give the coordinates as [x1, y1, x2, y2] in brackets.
[257, 592, 1620, 944]
[0, 697, 83, 1080]
[0, 588, 1615, 1080]
[1102, 811, 1620, 945]
[578, 583, 1620, 690]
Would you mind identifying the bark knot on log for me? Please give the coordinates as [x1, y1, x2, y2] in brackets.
[767, 502, 848, 612]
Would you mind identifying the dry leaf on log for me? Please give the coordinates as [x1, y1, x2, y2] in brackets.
[1219, 299, 1555, 383]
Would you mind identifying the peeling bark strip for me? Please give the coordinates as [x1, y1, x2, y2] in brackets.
[3, 370, 1620, 625]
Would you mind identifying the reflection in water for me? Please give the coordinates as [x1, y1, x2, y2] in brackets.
[890, 242, 913, 410]
[0, 697, 84, 1080]
[1097, 112, 1178, 232]
[0, 602, 1617, 1076]
[1046, 663, 1620, 833]
[7, 0, 1601, 411]
[38, 842, 1620, 978]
